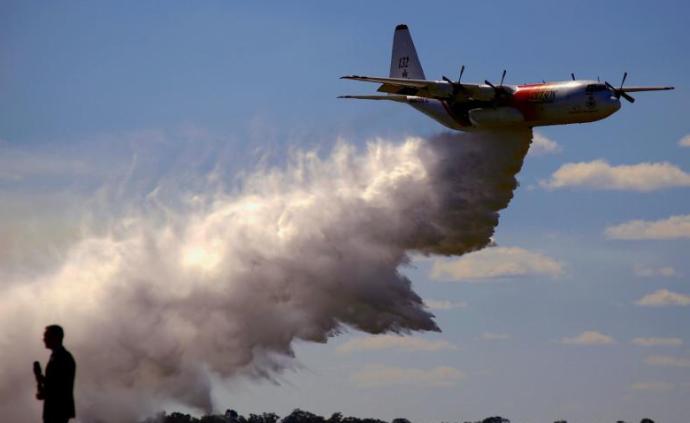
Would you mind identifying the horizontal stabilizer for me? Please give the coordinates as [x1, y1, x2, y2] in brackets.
[341, 75, 454, 98]
[341, 75, 432, 88]
[340, 75, 430, 88]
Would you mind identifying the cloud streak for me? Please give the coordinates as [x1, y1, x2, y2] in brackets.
[633, 265, 679, 278]
[424, 299, 468, 311]
[481, 332, 511, 341]
[632, 337, 683, 347]
[540, 160, 690, 191]
[430, 246, 563, 281]
[605, 214, 690, 240]
[350, 365, 464, 388]
[337, 335, 457, 354]
[636, 289, 690, 307]
[529, 132, 561, 156]
[679, 134, 690, 148]
[0, 144, 95, 182]
[645, 355, 690, 368]
[630, 381, 674, 391]
[561, 331, 616, 345]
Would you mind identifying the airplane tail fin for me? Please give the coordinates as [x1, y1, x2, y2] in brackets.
[389, 24, 425, 80]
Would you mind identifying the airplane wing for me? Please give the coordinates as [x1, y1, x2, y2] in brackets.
[340, 75, 495, 101]
[337, 94, 411, 103]
[621, 86, 674, 93]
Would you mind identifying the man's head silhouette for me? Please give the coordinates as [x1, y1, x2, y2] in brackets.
[43, 325, 64, 351]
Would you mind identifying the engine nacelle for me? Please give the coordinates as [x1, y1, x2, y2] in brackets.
[468, 107, 525, 128]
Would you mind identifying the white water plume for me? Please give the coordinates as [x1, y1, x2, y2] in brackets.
[0, 130, 531, 422]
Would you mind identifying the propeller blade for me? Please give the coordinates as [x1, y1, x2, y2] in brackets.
[458, 65, 465, 83]
[484, 80, 496, 89]
[571, 73, 575, 81]
[620, 72, 628, 90]
[442, 75, 467, 96]
[604, 81, 618, 96]
[620, 91, 635, 103]
[500, 69, 507, 86]
[605, 80, 634, 102]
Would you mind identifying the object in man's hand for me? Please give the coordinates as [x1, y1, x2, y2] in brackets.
[33, 361, 45, 400]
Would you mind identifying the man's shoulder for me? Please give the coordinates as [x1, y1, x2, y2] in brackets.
[54, 347, 76, 366]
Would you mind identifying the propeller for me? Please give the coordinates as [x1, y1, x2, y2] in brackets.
[442, 65, 467, 97]
[485, 69, 511, 102]
[571, 73, 576, 81]
[605, 72, 635, 103]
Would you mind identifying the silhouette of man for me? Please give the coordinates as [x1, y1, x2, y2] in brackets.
[37, 325, 76, 423]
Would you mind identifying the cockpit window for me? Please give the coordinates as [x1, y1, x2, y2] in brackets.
[586, 84, 608, 92]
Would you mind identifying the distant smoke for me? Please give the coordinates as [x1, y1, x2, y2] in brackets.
[0, 130, 531, 422]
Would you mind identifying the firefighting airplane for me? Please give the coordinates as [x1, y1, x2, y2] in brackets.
[339, 24, 674, 131]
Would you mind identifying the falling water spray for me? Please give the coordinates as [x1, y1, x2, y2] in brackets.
[0, 130, 531, 422]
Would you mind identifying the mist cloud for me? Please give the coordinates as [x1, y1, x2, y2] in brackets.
[0, 130, 531, 422]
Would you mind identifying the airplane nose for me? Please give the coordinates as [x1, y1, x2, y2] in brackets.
[609, 95, 621, 111]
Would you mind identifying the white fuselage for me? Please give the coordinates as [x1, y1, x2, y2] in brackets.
[407, 80, 621, 131]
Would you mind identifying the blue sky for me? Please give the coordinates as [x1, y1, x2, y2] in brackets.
[2, 1, 689, 422]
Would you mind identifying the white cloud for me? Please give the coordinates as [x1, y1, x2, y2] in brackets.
[529, 132, 562, 156]
[336, 335, 457, 354]
[679, 134, 690, 148]
[605, 214, 690, 240]
[540, 160, 690, 191]
[481, 332, 511, 341]
[424, 299, 467, 311]
[430, 247, 563, 281]
[635, 289, 690, 307]
[630, 381, 674, 392]
[561, 331, 616, 346]
[645, 355, 690, 368]
[350, 365, 464, 388]
[632, 337, 683, 347]
[633, 265, 679, 278]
